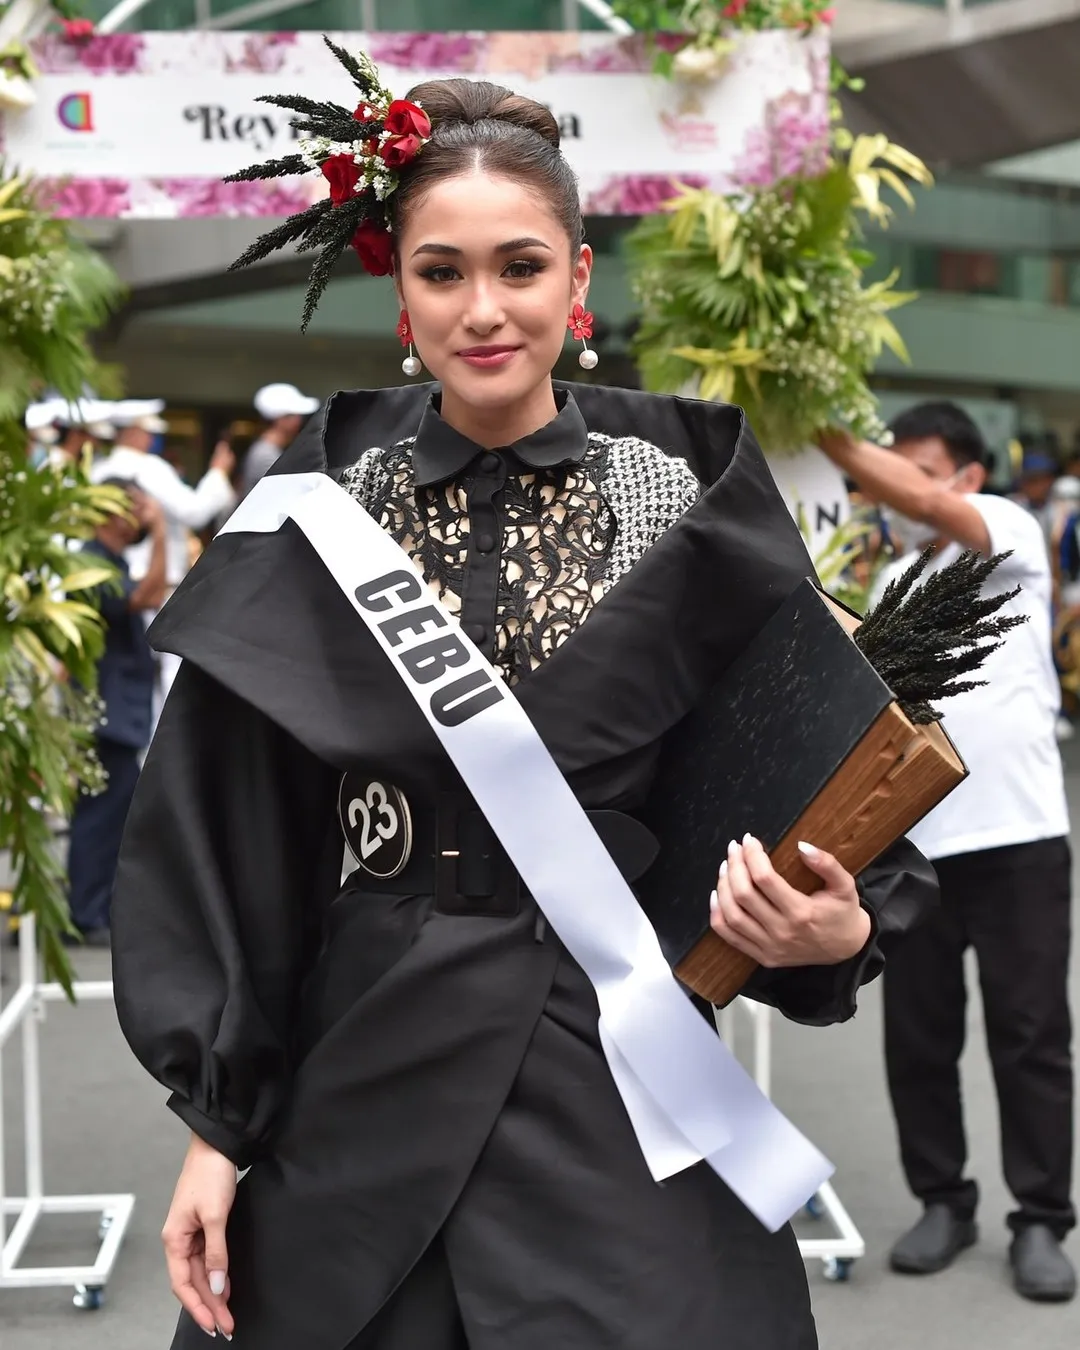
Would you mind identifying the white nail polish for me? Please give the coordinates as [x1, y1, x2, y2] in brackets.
[218, 1331, 233, 1344]
[797, 841, 818, 857]
[202, 1330, 216, 1340]
[742, 832, 754, 845]
[719, 860, 728, 878]
[727, 838, 738, 854]
[209, 1271, 227, 1297]
[709, 890, 718, 912]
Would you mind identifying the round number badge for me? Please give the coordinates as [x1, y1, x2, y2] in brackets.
[338, 773, 413, 880]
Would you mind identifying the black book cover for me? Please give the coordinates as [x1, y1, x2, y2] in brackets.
[638, 579, 894, 968]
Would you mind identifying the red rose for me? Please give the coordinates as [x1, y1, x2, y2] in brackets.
[380, 135, 424, 170]
[350, 221, 395, 277]
[61, 17, 96, 40]
[384, 99, 431, 139]
[352, 102, 377, 124]
[320, 153, 362, 207]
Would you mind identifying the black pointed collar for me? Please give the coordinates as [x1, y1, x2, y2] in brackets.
[410, 389, 589, 488]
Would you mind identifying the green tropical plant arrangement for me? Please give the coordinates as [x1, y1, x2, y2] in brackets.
[611, 0, 837, 77]
[809, 513, 890, 617]
[625, 134, 931, 453]
[0, 167, 126, 989]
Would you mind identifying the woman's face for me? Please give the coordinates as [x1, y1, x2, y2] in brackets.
[396, 171, 592, 428]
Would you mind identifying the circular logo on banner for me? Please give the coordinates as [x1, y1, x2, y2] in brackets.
[338, 773, 413, 879]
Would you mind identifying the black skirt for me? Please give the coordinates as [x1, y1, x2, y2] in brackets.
[171, 885, 817, 1350]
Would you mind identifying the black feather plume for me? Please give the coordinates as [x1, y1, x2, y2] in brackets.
[225, 199, 333, 272]
[223, 154, 311, 184]
[322, 34, 382, 95]
[855, 549, 1026, 724]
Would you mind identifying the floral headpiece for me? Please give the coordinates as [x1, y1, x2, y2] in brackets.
[225, 37, 432, 329]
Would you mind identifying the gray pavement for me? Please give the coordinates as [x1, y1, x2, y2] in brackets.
[4, 750, 1080, 1349]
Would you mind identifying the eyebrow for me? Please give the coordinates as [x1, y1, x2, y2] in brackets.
[411, 237, 554, 258]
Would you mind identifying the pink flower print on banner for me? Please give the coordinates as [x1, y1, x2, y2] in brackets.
[152, 177, 313, 218]
[367, 33, 482, 72]
[732, 93, 830, 190]
[42, 178, 131, 218]
[484, 33, 579, 80]
[583, 174, 708, 217]
[554, 35, 652, 73]
[28, 31, 147, 76]
[226, 33, 300, 74]
[73, 34, 147, 74]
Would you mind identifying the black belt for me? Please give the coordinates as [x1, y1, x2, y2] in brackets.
[347, 788, 660, 918]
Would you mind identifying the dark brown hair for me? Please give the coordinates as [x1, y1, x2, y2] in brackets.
[392, 78, 584, 254]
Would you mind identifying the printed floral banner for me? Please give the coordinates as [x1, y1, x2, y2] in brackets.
[0, 29, 829, 219]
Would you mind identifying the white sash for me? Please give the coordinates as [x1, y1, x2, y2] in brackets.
[220, 472, 833, 1231]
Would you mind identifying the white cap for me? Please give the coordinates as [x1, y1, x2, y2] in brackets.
[26, 399, 64, 431]
[254, 382, 320, 420]
[111, 399, 168, 434]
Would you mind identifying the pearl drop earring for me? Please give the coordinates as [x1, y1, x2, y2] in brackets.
[397, 309, 422, 378]
[568, 303, 598, 370]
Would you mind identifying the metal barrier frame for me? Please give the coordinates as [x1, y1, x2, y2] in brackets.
[0, 913, 134, 1303]
[717, 998, 865, 1281]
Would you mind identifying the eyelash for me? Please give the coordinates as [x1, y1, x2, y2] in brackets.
[418, 259, 547, 284]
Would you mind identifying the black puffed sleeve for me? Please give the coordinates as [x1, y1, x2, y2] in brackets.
[111, 660, 340, 1167]
[739, 836, 938, 1027]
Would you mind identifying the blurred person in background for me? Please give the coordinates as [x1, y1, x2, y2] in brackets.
[94, 400, 237, 722]
[25, 398, 115, 469]
[1011, 447, 1059, 547]
[821, 401, 1075, 1303]
[67, 481, 166, 947]
[241, 382, 320, 496]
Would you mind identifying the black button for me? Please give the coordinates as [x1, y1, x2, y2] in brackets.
[475, 532, 496, 554]
[464, 622, 487, 645]
[478, 452, 501, 474]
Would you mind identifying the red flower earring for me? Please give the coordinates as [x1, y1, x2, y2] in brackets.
[398, 309, 421, 377]
[568, 303, 598, 370]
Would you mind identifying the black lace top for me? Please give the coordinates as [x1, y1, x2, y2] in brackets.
[340, 392, 702, 685]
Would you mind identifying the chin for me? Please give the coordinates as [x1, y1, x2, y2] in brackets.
[439, 362, 549, 411]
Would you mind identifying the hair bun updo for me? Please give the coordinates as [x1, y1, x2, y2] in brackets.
[392, 77, 581, 252]
[406, 78, 561, 149]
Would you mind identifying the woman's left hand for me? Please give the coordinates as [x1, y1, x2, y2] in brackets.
[709, 835, 871, 968]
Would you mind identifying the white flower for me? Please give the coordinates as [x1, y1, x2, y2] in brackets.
[673, 44, 728, 83]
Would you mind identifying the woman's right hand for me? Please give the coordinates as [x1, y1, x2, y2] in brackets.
[162, 1133, 238, 1339]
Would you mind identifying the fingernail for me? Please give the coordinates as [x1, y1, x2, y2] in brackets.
[727, 838, 738, 854]
[719, 860, 728, 878]
[709, 889, 718, 912]
[217, 1331, 233, 1344]
[201, 1331, 216, 1341]
[797, 841, 818, 857]
[743, 832, 757, 846]
[209, 1270, 227, 1296]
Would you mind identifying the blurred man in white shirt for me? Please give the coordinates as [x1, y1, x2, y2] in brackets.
[821, 402, 1075, 1303]
[93, 400, 237, 723]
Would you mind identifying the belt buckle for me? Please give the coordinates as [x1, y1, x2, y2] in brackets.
[339, 772, 413, 880]
[435, 797, 520, 917]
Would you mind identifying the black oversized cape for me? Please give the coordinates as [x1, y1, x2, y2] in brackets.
[112, 385, 936, 1350]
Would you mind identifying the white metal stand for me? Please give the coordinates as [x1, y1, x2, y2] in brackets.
[717, 998, 865, 1282]
[0, 913, 134, 1308]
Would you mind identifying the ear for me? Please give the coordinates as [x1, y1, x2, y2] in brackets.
[570, 244, 594, 311]
[963, 461, 988, 493]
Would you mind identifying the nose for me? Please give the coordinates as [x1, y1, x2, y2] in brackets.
[462, 278, 506, 337]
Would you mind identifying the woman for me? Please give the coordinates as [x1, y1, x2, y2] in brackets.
[112, 50, 936, 1350]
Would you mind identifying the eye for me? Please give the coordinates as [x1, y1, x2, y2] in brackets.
[504, 258, 545, 280]
[418, 264, 460, 284]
